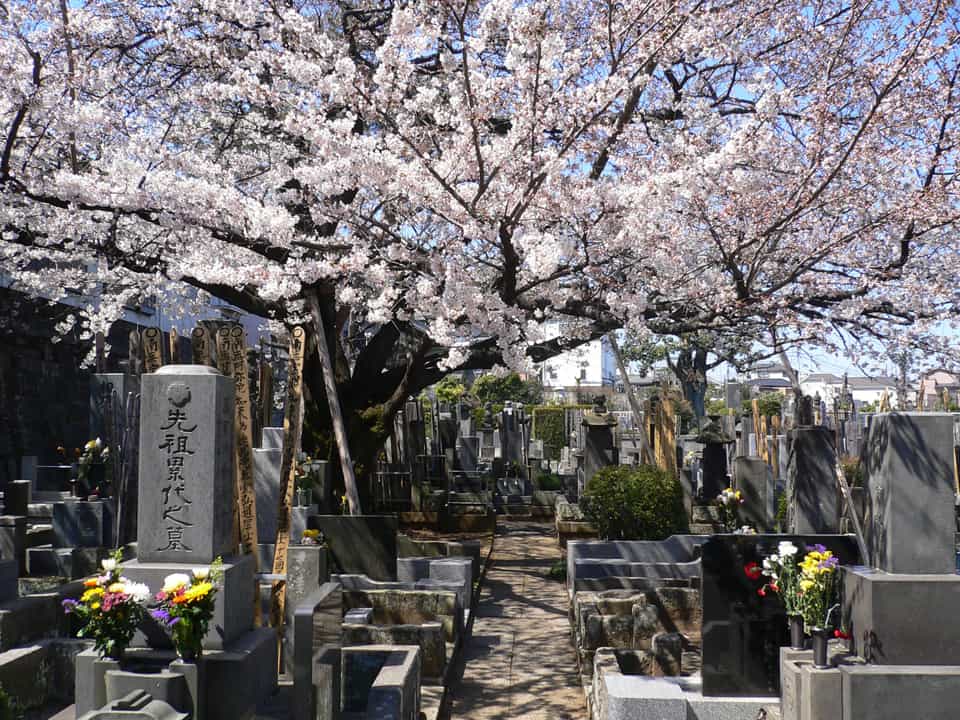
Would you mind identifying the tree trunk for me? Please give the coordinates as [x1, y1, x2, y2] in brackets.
[607, 333, 652, 462]
[675, 346, 707, 419]
[305, 289, 362, 515]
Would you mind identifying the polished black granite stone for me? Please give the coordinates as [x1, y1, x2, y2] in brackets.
[700, 534, 861, 697]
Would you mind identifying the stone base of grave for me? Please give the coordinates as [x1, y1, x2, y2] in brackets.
[596, 673, 780, 720]
[0, 560, 16, 603]
[75, 628, 276, 720]
[307, 515, 398, 581]
[123, 554, 255, 651]
[780, 643, 960, 720]
[843, 566, 960, 664]
[26, 546, 112, 579]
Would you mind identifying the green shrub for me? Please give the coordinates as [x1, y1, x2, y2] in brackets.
[547, 559, 567, 582]
[742, 392, 783, 417]
[530, 404, 590, 460]
[581, 465, 688, 540]
[0, 684, 15, 720]
[531, 406, 565, 460]
[839, 456, 863, 487]
[535, 472, 563, 491]
[434, 375, 467, 404]
[776, 492, 788, 531]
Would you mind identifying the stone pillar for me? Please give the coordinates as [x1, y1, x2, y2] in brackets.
[0, 515, 26, 575]
[863, 412, 955, 574]
[90, 373, 138, 444]
[3, 480, 30, 516]
[786, 427, 838, 534]
[734, 457, 774, 531]
[136, 365, 236, 564]
[700, 443, 728, 500]
[254, 445, 282, 544]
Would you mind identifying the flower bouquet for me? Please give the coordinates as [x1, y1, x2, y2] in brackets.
[62, 552, 149, 660]
[78, 437, 111, 497]
[294, 453, 316, 507]
[797, 545, 840, 633]
[151, 558, 224, 661]
[716, 487, 744, 531]
[300, 529, 323, 546]
[757, 540, 803, 646]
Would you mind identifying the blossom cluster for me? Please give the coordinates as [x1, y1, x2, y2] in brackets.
[717, 488, 743, 508]
[750, 541, 841, 631]
[63, 555, 223, 659]
[62, 554, 150, 658]
[1, 0, 958, 381]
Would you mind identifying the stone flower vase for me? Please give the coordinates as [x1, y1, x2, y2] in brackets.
[811, 627, 831, 668]
[173, 624, 204, 662]
[788, 614, 806, 650]
[295, 487, 313, 507]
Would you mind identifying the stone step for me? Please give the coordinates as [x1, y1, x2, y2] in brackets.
[691, 504, 722, 523]
[689, 522, 723, 535]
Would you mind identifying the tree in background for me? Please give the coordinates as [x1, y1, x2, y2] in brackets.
[620, 332, 753, 419]
[470, 373, 543, 407]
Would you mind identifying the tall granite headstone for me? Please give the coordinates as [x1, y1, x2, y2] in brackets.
[581, 396, 618, 487]
[862, 412, 955, 574]
[735, 456, 775, 532]
[786, 426, 838, 534]
[136, 365, 236, 564]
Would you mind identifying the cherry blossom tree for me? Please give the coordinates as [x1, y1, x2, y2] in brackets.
[1, 0, 958, 505]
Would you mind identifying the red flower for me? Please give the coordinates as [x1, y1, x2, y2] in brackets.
[744, 562, 762, 580]
[770, 584, 779, 593]
[757, 587, 766, 597]
[834, 629, 850, 639]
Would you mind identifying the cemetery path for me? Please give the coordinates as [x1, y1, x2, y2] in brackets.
[447, 520, 586, 720]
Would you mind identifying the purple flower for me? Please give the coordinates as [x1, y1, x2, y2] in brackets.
[61, 598, 79, 614]
[819, 556, 839, 570]
[150, 608, 180, 627]
[812, 543, 827, 554]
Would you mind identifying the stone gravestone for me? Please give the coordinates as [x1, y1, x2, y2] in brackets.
[768, 413, 960, 720]
[786, 426, 838, 534]
[0, 515, 25, 576]
[3, 480, 30, 516]
[580, 396, 618, 487]
[123, 365, 257, 651]
[701, 534, 860, 696]
[89, 373, 138, 444]
[735, 456, 775, 532]
[136, 366, 235, 564]
[499, 404, 527, 468]
[455, 437, 479, 474]
[697, 420, 733, 501]
[53, 501, 114, 548]
[862, 412, 955, 574]
[75, 365, 276, 720]
[842, 412, 960, 667]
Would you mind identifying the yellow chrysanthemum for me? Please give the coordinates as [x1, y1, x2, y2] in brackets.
[81, 587, 104, 602]
[91, 602, 100, 610]
[799, 579, 815, 592]
[107, 583, 126, 594]
[173, 582, 214, 604]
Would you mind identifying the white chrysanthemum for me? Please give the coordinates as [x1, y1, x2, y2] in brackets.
[192, 567, 210, 581]
[778, 541, 798, 557]
[100, 558, 117, 572]
[162, 573, 191, 593]
[125, 582, 151, 603]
